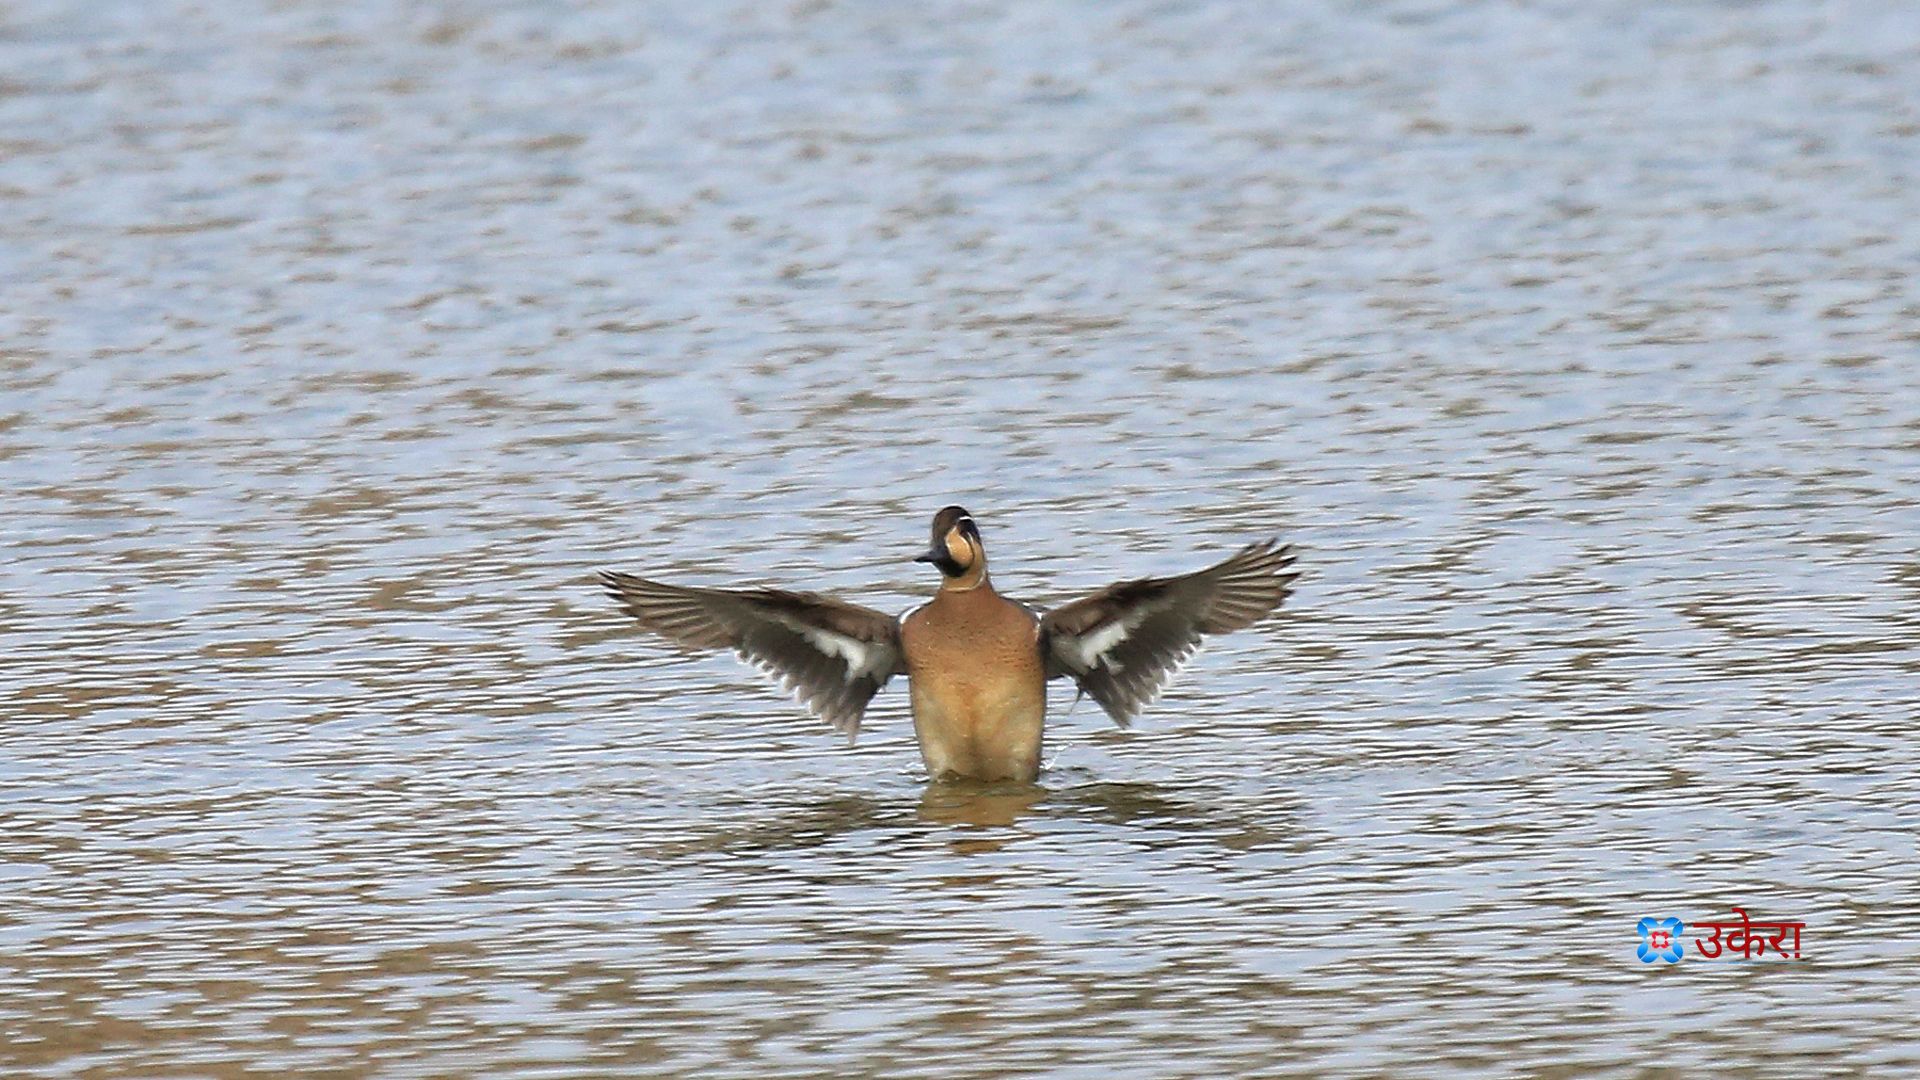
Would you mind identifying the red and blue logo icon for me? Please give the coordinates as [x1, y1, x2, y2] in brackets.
[1636, 916, 1686, 963]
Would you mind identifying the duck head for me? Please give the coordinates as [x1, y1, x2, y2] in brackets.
[914, 505, 987, 588]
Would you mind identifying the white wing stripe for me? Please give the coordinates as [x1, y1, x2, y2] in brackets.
[787, 620, 890, 682]
[1062, 611, 1148, 671]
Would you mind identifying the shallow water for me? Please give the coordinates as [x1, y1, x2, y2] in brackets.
[4, 0, 1919, 1075]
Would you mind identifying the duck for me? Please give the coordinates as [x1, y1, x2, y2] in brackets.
[599, 506, 1298, 782]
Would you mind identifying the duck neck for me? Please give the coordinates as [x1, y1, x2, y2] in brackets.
[940, 562, 991, 593]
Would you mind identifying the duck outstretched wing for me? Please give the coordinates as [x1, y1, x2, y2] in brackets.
[599, 571, 904, 739]
[1038, 540, 1298, 726]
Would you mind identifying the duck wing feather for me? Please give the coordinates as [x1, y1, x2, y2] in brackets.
[1037, 540, 1298, 726]
[599, 571, 904, 739]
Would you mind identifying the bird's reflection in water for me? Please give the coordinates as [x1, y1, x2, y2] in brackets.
[1047, 775, 1302, 850]
[639, 794, 895, 860]
[917, 779, 1046, 828]
[915, 773, 1297, 844]
[637, 772, 1295, 863]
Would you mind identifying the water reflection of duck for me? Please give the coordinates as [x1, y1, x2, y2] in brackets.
[601, 506, 1297, 783]
[916, 781, 1046, 830]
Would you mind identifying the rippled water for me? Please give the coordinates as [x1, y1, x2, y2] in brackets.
[5, 0, 1919, 1075]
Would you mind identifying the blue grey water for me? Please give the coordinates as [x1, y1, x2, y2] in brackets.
[3, 0, 1918, 1076]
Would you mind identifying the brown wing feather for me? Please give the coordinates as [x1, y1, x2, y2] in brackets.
[598, 571, 904, 739]
[1038, 540, 1298, 726]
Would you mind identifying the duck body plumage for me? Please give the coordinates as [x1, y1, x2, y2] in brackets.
[900, 578, 1046, 781]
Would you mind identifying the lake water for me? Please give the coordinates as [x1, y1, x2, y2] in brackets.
[4, 0, 1918, 1075]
